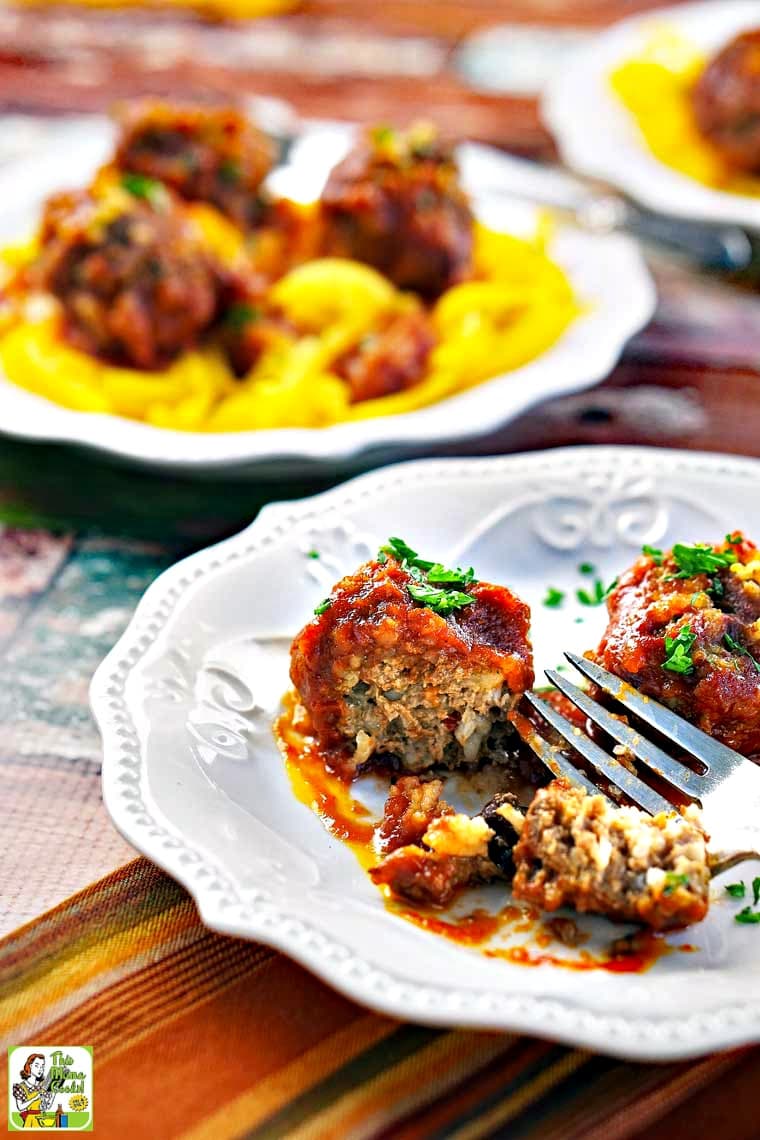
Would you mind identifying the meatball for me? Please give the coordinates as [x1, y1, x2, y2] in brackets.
[512, 779, 710, 931]
[289, 542, 533, 775]
[32, 187, 220, 370]
[595, 534, 760, 755]
[115, 101, 274, 229]
[692, 30, 760, 171]
[320, 123, 473, 297]
[333, 309, 435, 403]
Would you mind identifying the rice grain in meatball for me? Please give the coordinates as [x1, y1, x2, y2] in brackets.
[289, 541, 533, 774]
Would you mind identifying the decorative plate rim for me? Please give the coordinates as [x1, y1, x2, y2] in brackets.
[92, 445, 760, 1059]
[0, 135, 655, 473]
[543, 0, 760, 229]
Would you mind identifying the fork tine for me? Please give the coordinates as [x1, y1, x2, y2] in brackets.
[545, 669, 704, 799]
[564, 652, 744, 778]
[509, 708, 605, 798]
[524, 692, 674, 815]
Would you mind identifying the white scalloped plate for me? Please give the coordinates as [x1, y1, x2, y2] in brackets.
[92, 446, 760, 1059]
[0, 123, 654, 476]
[544, 1, 760, 229]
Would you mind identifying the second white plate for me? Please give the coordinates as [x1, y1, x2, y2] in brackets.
[0, 123, 654, 476]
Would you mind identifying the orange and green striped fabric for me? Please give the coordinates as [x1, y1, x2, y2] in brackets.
[1, 857, 758, 1140]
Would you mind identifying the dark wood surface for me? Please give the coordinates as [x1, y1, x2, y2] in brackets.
[0, 0, 757, 540]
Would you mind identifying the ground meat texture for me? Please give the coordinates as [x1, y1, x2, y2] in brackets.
[594, 535, 760, 756]
[115, 101, 274, 228]
[33, 189, 220, 370]
[333, 310, 435, 403]
[376, 776, 451, 853]
[370, 845, 498, 907]
[321, 124, 473, 297]
[290, 555, 534, 774]
[512, 779, 709, 930]
[692, 31, 760, 172]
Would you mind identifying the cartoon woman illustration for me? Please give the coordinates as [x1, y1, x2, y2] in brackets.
[12, 1054, 56, 1129]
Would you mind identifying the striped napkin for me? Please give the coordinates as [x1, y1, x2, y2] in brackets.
[0, 858, 757, 1139]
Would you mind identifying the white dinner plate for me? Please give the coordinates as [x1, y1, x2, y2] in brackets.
[93, 445, 760, 1060]
[0, 121, 654, 477]
[544, 1, 760, 229]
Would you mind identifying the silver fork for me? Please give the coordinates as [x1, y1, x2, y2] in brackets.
[514, 651, 760, 869]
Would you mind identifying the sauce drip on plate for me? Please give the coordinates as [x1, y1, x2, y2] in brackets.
[275, 693, 696, 973]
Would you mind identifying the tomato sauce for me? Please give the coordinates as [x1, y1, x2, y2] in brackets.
[276, 693, 698, 973]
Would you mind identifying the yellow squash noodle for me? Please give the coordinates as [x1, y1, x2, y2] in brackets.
[0, 221, 580, 432]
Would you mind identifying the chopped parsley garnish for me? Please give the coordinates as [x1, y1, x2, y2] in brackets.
[725, 881, 746, 898]
[663, 872, 689, 895]
[370, 124, 396, 148]
[576, 578, 615, 606]
[380, 536, 432, 569]
[307, 550, 320, 560]
[724, 632, 760, 674]
[380, 536, 477, 616]
[642, 544, 663, 565]
[407, 582, 475, 613]
[662, 625, 697, 675]
[121, 171, 164, 204]
[578, 562, 595, 575]
[668, 542, 736, 580]
[735, 907, 760, 925]
[314, 597, 332, 615]
[219, 159, 241, 184]
[225, 302, 259, 331]
[543, 587, 565, 609]
[753, 877, 760, 905]
[426, 563, 475, 587]
[726, 533, 743, 546]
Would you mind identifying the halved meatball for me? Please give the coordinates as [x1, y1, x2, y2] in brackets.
[320, 123, 473, 297]
[512, 779, 709, 931]
[595, 534, 760, 755]
[32, 187, 221, 370]
[289, 548, 533, 775]
[115, 101, 274, 229]
[692, 30, 760, 172]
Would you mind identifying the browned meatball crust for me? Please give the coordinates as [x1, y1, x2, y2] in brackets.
[333, 309, 435, 404]
[512, 779, 709, 931]
[692, 30, 760, 171]
[290, 548, 533, 775]
[32, 188, 221, 370]
[321, 124, 473, 297]
[116, 101, 274, 228]
[595, 534, 760, 756]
